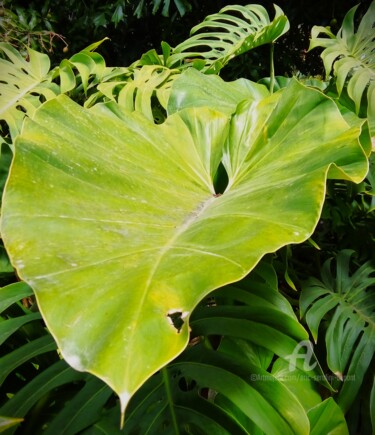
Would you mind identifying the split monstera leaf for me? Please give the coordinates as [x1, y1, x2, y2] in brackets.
[1, 75, 369, 418]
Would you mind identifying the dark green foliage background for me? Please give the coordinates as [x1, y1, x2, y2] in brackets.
[1, 0, 373, 76]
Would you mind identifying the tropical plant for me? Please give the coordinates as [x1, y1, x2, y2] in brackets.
[309, 0, 375, 137]
[0, 39, 115, 143]
[301, 250, 375, 428]
[0, 2, 374, 434]
[1, 0, 195, 62]
[0, 280, 115, 434]
[166, 4, 289, 75]
[0, 2, 67, 54]
[0, 260, 348, 433]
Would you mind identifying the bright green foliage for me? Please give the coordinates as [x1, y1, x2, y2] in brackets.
[0, 43, 58, 141]
[1, 72, 368, 415]
[56, 40, 108, 95]
[97, 65, 180, 122]
[309, 1, 375, 136]
[307, 399, 348, 435]
[0, 282, 33, 312]
[168, 68, 269, 115]
[0, 283, 56, 391]
[301, 250, 375, 412]
[137, 4, 288, 74]
[167, 4, 289, 73]
[0, 40, 108, 142]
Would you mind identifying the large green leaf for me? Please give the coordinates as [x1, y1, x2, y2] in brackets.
[309, 1, 375, 136]
[168, 4, 289, 73]
[1, 78, 368, 415]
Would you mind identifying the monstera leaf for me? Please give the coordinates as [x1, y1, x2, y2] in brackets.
[309, 1, 375, 136]
[97, 65, 180, 122]
[0, 43, 58, 142]
[168, 4, 289, 73]
[301, 250, 375, 412]
[0, 41, 108, 141]
[1, 77, 368, 418]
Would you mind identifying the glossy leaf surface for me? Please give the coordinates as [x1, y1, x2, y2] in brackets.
[1, 78, 368, 413]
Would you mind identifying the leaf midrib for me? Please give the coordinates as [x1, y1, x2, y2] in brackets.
[122, 195, 219, 391]
[324, 289, 375, 328]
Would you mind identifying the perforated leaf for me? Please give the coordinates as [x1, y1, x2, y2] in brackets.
[301, 250, 375, 412]
[0, 43, 58, 141]
[309, 1, 375, 136]
[169, 4, 289, 73]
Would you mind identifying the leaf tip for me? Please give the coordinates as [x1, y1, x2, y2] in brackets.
[119, 391, 131, 429]
[334, 371, 344, 381]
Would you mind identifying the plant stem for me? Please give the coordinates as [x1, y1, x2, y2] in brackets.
[162, 367, 180, 435]
[270, 43, 275, 94]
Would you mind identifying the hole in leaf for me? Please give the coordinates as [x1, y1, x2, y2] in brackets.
[16, 105, 26, 113]
[352, 329, 364, 353]
[178, 376, 197, 392]
[167, 311, 184, 333]
[199, 387, 210, 399]
[199, 387, 217, 401]
[213, 162, 228, 194]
